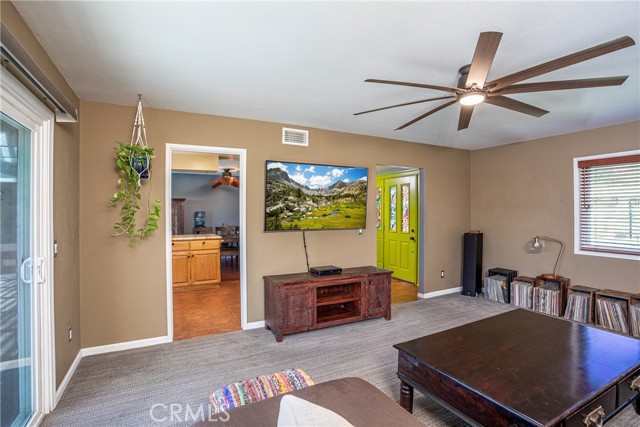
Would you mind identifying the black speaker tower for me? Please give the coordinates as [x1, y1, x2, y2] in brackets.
[461, 232, 483, 297]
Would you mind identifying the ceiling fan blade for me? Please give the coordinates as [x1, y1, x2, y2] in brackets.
[365, 79, 463, 94]
[484, 95, 549, 117]
[395, 99, 459, 130]
[492, 76, 629, 95]
[457, 105, 475, 130]
[486, 36, 636, 91]
[354, 95, 456, 115]
[466, 32, 503, 89]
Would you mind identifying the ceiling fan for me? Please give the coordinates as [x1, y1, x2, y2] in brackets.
[206, 168, 239, 189]
[355, 32, 636, 131]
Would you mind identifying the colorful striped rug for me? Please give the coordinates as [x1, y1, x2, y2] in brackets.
[210, 368, 315, 413]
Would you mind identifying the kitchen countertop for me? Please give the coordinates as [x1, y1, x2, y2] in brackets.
[172, 234, 222, 241]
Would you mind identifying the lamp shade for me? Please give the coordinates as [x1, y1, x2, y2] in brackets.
[526, 236, 545, 253]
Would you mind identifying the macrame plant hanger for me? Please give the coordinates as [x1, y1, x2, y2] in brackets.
[130, 94, 150, 182]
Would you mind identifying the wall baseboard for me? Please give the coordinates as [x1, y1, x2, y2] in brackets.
[55, 350, 82, 405]
[81, 335, 171, 357]
[244, 320, 265, 330]
[418, 286, 461, 299]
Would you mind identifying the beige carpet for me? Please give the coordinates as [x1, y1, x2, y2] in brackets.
[42, 294, 639, 426]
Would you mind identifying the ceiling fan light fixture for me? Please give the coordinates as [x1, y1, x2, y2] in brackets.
[458, 91, 486, 106]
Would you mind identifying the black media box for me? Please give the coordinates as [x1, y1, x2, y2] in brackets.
[310, 265, 342, 275]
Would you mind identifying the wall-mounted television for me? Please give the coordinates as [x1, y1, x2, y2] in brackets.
[265, 161, 368, 231]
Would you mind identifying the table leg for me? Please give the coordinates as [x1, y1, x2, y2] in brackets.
[399, 381, 414, 413]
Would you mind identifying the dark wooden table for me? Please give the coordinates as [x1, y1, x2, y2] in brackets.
[394, 309, 640, 427]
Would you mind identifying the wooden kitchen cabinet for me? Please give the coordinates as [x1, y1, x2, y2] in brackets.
[172, 238, 221, 289]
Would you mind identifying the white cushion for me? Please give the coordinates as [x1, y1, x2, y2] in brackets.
[277, 394, 354, 427]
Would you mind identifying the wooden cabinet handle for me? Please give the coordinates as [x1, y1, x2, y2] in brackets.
[631, 375, 640, 391]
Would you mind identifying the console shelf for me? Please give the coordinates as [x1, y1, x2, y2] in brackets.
[316, 295, 361, 307]
[264, 266, 391, 342]
[317, 303, 360, 324]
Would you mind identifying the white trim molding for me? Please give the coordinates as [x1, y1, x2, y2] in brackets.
[418, 286, 462, 299]
[81, 336, 172, 357]
[54, 337, 170, 404]
[244, 320, 265, 330]
[55, 351, 82, 405]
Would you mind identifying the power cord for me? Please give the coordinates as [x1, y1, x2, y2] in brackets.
[302, 230, 310, 272]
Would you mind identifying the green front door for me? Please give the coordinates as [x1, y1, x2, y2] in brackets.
[376, 172, 418, 284]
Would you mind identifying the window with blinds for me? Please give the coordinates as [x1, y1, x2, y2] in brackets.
[576, 152, 640, 257]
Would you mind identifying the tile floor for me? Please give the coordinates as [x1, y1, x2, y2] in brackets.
[173, 265, 418, 340]
[173, 264, 241, 340]
[391, 278, 418, 304]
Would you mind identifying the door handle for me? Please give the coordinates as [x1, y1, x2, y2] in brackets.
[20, 257, 32, 284]
[410, 237, 416, 241]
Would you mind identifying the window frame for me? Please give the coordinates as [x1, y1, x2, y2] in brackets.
[573, 149, 640, 261]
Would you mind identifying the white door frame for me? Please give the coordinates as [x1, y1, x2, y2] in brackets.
[165, 144, 247, 338]
[1, 70, 56, 423]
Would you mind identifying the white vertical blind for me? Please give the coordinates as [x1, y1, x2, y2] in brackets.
[578, 154, 640, 256]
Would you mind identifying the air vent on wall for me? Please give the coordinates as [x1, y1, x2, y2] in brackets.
[282, 127, 309, 147]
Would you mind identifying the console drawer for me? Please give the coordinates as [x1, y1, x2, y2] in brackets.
[618, 368, 640, 407]
[564, 386, 616, 427]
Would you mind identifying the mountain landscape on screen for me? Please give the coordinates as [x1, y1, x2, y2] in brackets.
[265, 161, 368, 230]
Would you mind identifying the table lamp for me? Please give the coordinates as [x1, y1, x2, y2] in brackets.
[526, 235, 564, 280]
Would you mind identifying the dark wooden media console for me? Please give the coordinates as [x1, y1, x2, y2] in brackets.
[264, 266, 391, 342]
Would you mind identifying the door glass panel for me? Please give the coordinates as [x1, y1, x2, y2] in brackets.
[401, 184, 409, 233]
[0, 112, 33, 427]
[389, 185, 396, 232]
[376, 187, 382, 230]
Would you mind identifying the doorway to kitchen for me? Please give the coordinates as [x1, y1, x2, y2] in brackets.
[165, 145, 246, 340]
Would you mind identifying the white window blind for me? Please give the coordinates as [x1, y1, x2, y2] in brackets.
[577, 154, 640, 256]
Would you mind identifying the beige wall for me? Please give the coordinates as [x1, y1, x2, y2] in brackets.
[79, 101, 470, 347]
[1, 2, 81, 387]
[471, 121, 640, 293]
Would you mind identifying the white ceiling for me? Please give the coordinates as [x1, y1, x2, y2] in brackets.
[12, 1, 640, 150]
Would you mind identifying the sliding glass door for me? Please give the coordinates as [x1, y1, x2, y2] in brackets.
[0, 112, 33, 427]
[1, 70, 55, 426]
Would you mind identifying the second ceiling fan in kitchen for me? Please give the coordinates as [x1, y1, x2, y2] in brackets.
[206, 168, 239, 189]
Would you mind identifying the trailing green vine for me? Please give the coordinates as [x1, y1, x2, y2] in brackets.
[109, 141, 162, 247]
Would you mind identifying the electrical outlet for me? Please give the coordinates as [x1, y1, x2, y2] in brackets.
[440, 270, 445, 279]
[68, 326, 72, 342]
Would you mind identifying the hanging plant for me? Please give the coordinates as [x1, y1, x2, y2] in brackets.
[108, 95, 162, 247]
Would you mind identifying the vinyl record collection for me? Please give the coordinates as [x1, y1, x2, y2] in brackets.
[483, 275, 508, 303]
[533, 282, 562, 316]
[511, 280, 533, 309]
[564, 292, 591, 323]
[596, 297, 629, 334]
[629, 302, 640, 337]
